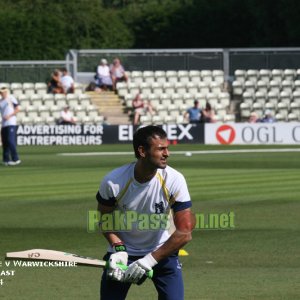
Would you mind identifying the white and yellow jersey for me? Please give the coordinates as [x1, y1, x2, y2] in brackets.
[97, 162, 191, 256]
[0, 95, 19, 127]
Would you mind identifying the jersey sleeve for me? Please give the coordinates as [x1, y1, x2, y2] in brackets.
[11, 96, 19, 107]
[168, 170, 192, 213]
[96, 176, 118, 207]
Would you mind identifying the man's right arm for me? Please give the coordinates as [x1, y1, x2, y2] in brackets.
[184, 110, 189, 120]
[97, 203, 124, 245]
[97, 203, 128, 281]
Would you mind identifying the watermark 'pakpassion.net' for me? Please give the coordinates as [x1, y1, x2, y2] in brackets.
[87, 210, 235, 233]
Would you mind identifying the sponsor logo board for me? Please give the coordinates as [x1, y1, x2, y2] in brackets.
[206, 123, 300, 145]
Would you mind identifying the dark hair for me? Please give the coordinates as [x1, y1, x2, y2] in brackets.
[0, 87, 8, 92]
[206, 102, 212, 110]
[133, 126, 167, 158]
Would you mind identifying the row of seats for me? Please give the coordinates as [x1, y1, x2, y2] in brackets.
[139, 112, 235, 126]
[123, 91, 231, 108]
[234, 68, 300, 84]
[233, 78, 300, 96]
[241, 108, 299, 122]
[242, 90, 300, 106]
[0, 82, 85, 96]
[18, 92, 92, 100]
[123, 95, 234, 125]
[134, 100, 228, 118]
[241, 100, 300, 116]
[16, 108, 104, 125]
[128, 70, 225, 85]
[17, 93, 94, 111]
[124, 92, 233, 123]
[240, 98, 300, 123]
[117, 81, 227, 99]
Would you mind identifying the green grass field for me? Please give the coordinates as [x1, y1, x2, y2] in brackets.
[1, 144, 300, 300]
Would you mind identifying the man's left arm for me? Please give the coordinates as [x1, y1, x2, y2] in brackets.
[4, 104, 20, 120]
[152, 208, 196, 261]
[124, 207, 195, 284]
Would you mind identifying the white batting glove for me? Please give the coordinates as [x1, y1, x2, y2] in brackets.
[124, 253, 157, 284]
[107, 251, 128, 281]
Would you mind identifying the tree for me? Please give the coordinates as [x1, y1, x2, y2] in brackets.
[0, 0, 134, 59]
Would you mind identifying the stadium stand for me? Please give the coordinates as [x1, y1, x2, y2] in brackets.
[4, 68, 299, 126]
[0, 82, 104, 125]
[116, 69, 234, 125]
[233, 68, 300, 121]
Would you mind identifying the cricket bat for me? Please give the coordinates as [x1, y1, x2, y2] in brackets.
[5, 249, 108, 268]
[5, 249, 153, 277]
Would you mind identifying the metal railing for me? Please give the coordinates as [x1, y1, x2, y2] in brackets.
[0, 60, 67, 83]
[1, 48, 300, 83]
[66, 48, 224, 83]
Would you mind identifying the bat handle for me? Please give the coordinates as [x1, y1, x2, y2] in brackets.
[106, 261, 153, 278]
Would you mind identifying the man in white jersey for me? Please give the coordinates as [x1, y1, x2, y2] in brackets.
[60, 68, 74, 94]
[96, 125, 195, 300]
[0, 87, 21, 166]
[96, 59, 113, 90]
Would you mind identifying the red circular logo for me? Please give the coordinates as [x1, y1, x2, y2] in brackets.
[216, 125, 236, 145]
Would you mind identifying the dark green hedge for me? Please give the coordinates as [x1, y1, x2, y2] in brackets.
[0, 0, 299, 60]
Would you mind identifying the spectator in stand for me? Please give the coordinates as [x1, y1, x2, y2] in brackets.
[184, 100, 201, 123]
[248, 112, 259, 123]
[0, 87, 21, 166]
[201, 102, 216, 123]
[132, 92, 155, 125]
[96, 59, 113, 91]
[47, 69, 64, 94]
[260, 109, 276, 123]
[59, 106, 76, 125]
[102, 116, 110, 126]
[110, 57, 128, 91]
[60, 68, 75, 94]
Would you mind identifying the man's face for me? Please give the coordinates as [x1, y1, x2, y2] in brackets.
[0, 91, 7, 99]
[144, 136, 169, 169]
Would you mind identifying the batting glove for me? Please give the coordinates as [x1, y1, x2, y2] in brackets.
[124, 253, 157, 284]
[107, 244, 128, 282]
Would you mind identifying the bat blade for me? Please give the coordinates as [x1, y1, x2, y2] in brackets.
[5, 249, 107, 268]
